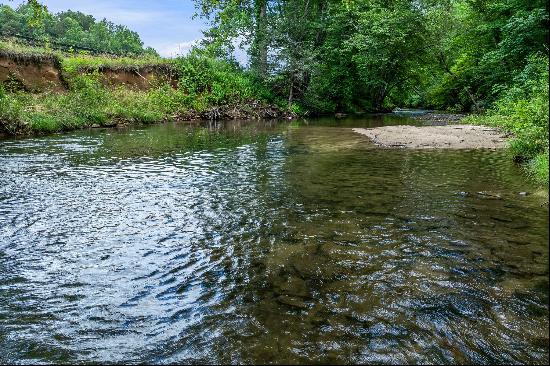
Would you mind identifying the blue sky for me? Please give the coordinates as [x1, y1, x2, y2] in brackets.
[2, 0, 210, 57]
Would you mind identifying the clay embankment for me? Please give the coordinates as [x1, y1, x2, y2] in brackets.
[0, 51, 66, 91]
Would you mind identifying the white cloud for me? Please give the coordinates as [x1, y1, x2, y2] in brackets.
[156, 39, 201, 58]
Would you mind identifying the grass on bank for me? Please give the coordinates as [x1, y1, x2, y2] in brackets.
[465, 55, 549, 186]
[1, 39, 167, 71]
[0, 74, 179, 133]
[61, 53, 168, 74]
[0, 39, 53, 56]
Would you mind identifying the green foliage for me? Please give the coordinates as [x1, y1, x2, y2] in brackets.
[0, 84, 27, 133]
[466, 54, 549, 184]
[303, 0, 427, 112]
[174, 51, 263, 106]
[27, 112, 59, 132]
[421, 0, 548, 112]
[529, 150, 549, 186]
[61, 53, 166, 74]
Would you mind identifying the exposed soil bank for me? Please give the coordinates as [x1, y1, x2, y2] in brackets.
[0, 51, 176, 92]
[86, 64, 178, 90]
[0, 51, 66, 91]
[352, 124, 509, 149]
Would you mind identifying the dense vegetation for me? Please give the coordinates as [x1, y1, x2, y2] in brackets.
[466, 55, 549, 184]
[0, 0, 548, 183]
[194, 0, 547, 111]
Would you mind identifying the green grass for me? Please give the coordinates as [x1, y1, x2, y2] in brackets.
[529, 150, 549, 186]
[0, 39, 56, 56]
[1, 76, 187, 133]
[61, 53, 168, 74]
[1, 73, 175, 133]
[1, 39, 168, 73]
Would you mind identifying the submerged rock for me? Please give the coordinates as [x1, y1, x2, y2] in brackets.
[274, 276, 309, 298]
[276, 295, 308, 309]
[476, 191, 503, 199]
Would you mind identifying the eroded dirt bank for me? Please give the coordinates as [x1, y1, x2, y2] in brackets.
[0, 51, 66, 91]
[353, 124, 509, 149]
[0, 51, 176, 92]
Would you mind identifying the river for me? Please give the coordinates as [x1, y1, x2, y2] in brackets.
[0, 115, 548, 364]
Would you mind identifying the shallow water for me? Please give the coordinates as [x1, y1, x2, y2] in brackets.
[0, 116, 548, 364]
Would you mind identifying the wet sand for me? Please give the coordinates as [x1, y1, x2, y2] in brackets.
[353, 124, 509, 149]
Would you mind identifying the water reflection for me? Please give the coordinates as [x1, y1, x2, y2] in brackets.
[0, 117, 548, 364]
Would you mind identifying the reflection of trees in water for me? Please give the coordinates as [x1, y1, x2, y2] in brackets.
[65, 120, 283, 163]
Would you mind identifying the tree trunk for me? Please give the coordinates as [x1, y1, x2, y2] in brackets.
[288, 74, 294, 110]
[252, 0, 268, 77]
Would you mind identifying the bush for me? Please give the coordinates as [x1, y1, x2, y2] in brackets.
[466, 54, 549, 184]
[529, 150, 549, 186]
[28, 112, 59, 132]
[0, 85, 27, 133]
[173, 51, 260, 105]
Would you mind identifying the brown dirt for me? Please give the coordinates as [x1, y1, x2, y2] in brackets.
[0, 52, 66, 92]
[352, 124, 509, 149]
[95, 65, 178, 90]
[1, 51, 178, 92]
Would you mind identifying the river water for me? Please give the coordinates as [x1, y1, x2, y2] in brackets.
[0, 116, 548, 364]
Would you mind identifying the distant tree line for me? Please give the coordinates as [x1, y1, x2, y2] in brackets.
[0, 3, 158, 56]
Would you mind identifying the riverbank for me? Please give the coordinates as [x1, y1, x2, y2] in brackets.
[0, 85, 289, 136]
[0, 42, 290, 136]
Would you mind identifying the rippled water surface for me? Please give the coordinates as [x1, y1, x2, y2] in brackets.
[0, 116, 548, 364]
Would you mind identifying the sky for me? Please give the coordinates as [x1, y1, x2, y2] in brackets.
[1, 0, 212, 58]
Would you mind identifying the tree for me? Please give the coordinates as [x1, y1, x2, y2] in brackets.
[1, 2, 153, 55]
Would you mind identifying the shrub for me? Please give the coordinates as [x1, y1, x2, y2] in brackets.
[0, 85, 27, 133]
[173, 51, 259, 105]
[466, 54, 549, 184]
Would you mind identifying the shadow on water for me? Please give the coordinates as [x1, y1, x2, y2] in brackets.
[0, 115, 548, 364]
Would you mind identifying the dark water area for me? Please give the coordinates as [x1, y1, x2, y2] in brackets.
[0, 115, 548, 364]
